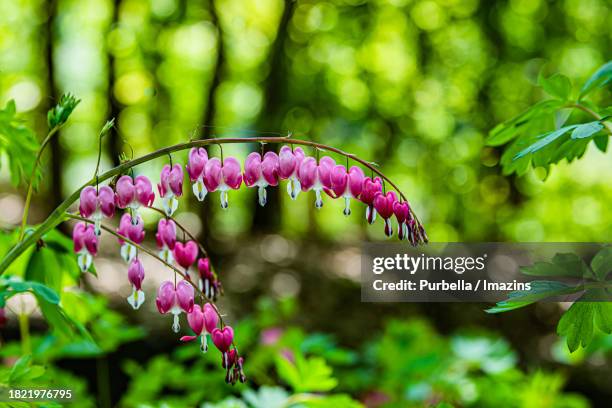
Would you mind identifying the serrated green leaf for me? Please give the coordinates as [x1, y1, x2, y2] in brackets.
[590, 246, 612, 280]
[0, 99, 40, 187]
[275, 353, 337, 393]
[580, 61, 612, 98]
[593, 302, 612, 333]
[539, 72, 571, 101]
[570, 121, 604, 139]
[557, 302, 595, 353]
[521, 253, 592, 279]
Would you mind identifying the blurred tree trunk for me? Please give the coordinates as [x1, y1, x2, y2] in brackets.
[252, 0, 296, 233]
[45, 0, 61, 210]
[202, 0, 223, 139]
[199, 0, 224, 246]
[107, 0, 122, 166]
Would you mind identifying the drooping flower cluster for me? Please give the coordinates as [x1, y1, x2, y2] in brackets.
[71, 141, 426, 385]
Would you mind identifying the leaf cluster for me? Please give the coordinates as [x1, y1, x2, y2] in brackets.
[487, 62, 612, 175]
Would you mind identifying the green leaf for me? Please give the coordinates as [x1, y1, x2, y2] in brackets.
[590, 246, 612, 280]
[47, 93, 80, 129]
[275, 353, 337, 393]
[0, 100, 40, 187]
[25, 247, 63, 294]
[558, 302, 595, 352]
[514, 125, 578, 159]
[580, 61, 612, 98]
[538, 72, 571, 101]
[486, 281, 579, 314]
[593, 135, 609, 152]
[486, 100, 563, 146]
[0, 278, 60, 304]
[8, 355, 45, 384]
[570, 121, 604, 139]
[241, 386, 289, 408]
[521, 253, 592, 279]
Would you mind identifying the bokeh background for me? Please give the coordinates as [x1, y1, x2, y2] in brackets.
[0, 0, 611, 407]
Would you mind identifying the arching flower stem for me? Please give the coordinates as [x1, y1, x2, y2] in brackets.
[2, 136, 423, 274]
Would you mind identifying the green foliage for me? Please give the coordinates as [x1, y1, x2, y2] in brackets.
[487, 247, 612, 352]
[46, 93, 80, 130]
[275, 353, 338, 393]
[488, 62, 612, 176]
[557, 301, 612, 353]
[0, 100, 40, 187]
[0, 355, 96, 407]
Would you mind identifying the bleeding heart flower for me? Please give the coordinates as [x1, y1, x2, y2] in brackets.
[156, 280, 195, 333]
[329, 165, 365, 216]
[156, 218, 177, 263]
[72, 222, 98, 272]
[158, 164, 184, 216]
[212, 326, 234, 353]
[173, 241, 198, 270]
[393, 201, 411, 241]
[180, 303, 219, 352]
[127, 258, 145, 310]
[187, 148, 209, 201]
[117, 213, 145, 263]
[115, 175, 155, 210]
[204, 157, 242, 209]
[79, 185, 115, 234]
[197, 257, 221, 299]
[279, 146, 305, 200]
[360, 177, 382, 224]
[244, 151, 280, 206]
[298, 156, 335, 209]
[374, 191, 397, 237]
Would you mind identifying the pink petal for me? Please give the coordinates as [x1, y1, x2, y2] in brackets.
[134, 175, 155, 207]
[187, 148, 207, 181]
[330, 165, 348, 197]
[278, 146, 296, 179]
[298, 157, 317, 191]
[180, 335, 198, 342]
[203, 303, 219, 333]
[348, 166, 365, 198]
[318, 157, 335, 189]
[97, 186, 116, 217]
[261, 152, 279, 186]
[176, 280, 195, 313]
[79, 186, 97, 218]
[244, 152, 262, 187]
[204, 158, 222, 191]
[169, 164, 184, 196]
[222, 157, 242, 189]
[187, 304, 205, 335]
[155, 281, 176, 314]
[128, 258, 145, 290]
[115, 176, 135, 208]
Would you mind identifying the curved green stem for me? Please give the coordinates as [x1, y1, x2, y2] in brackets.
[18, 126, 60, 241]
[2, 136, 424, 273]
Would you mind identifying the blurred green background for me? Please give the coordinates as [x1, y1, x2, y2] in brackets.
[0, 0, 611, 407]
